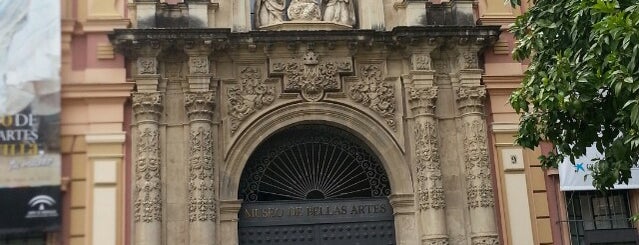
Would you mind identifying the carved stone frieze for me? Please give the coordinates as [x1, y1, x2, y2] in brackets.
[228, 67, 276, 134]
[185, 91, 215, 121]
[423, 238, 450, 245]
[456, 86, 486, 115]
[462, 119, 494, 208]
[188, 126, 216, 222]
[137, 57, 158, 75]
[270, 50, 352, 101]
[414, 121, 445, 210]
[411, 54, 432, 71]
[349, 64, 396, 130]
[188, 56, 209, 75]
[471, 235, 499, 245]
[134, 127, 162, 223]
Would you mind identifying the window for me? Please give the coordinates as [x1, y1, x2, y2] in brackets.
[565, 190, 637, 245]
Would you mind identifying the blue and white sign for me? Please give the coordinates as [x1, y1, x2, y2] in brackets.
[559, 145, 639, 191]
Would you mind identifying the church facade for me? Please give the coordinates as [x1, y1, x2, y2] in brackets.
[109, 1, 503, 244]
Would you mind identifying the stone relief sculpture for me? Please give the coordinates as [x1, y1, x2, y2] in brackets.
[349, 65, 396, 131]
[255, 0, 286, 27]
[228, 67, 276, 134]
[322, 0, 355, 26]
[254, 0, 356, 27]
[287, 0, 321, 21]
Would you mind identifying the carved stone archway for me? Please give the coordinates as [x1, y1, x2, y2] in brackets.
[220, 101, 418, 245]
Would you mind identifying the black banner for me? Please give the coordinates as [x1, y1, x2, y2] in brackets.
[0, 186, 60, 235]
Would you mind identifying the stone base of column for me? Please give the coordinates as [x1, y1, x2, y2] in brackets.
[190, 221, 215, 245]
[471, 234, 499, 245]
[421, 235, 449, 245]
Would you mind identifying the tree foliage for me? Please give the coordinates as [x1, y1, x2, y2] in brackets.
[508, 0, 639, 189]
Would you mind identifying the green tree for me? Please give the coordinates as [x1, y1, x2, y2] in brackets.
[508, 0, 639, 189]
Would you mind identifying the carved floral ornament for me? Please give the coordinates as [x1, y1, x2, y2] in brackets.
[137, 57, 157, 75]
[134, 127, 162, 223]
[411, 54, 432, 71]
[462, 119, 494, 208]
[414, 121, 445, 210]
[471, 235, 499, 245]
[228, 67, 276, 134]
[349, 64, 397, 131]
[132, 92, 163, 122]
[188, 56, 209, 75]
[188, 126, 216, 222]
[271, 50, 353, 102]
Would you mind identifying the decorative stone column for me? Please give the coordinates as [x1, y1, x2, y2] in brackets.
[132, 92, 163, 245]
[185, 91, 216, 245]
[456, 46, 499, 245]
[405, 50, 449, 245]
[184, 44, 216, 245]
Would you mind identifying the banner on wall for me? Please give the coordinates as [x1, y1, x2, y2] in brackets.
[0, 0, 61, 234]
[559, 145, 639, 191]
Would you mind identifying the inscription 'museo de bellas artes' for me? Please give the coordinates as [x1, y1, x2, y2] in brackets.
[241, 203, 388, 219]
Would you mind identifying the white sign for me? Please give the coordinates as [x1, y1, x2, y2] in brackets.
[559, 145, 639, 191]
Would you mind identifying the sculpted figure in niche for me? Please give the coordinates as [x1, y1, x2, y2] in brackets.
[322, 0, 355, 26]
[287, 0, 321, 21]
[255, 0, 286, 27]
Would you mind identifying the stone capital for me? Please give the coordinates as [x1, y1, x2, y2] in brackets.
[408, 86, 438, 117]
[185, 91, 215, 122]
[456, 86, 485, 115]
[132, 92, 163, 123]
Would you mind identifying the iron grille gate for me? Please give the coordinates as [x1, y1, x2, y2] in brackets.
[238, 125, 396, 245]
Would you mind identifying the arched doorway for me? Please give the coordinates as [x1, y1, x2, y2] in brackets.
[238, 124, 396, 245]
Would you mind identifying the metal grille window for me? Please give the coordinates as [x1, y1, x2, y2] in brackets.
[565, 190, 637, 245]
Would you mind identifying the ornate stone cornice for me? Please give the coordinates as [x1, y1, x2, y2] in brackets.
[185, 91, 215, 122]
[132, 92, 163, 123]
[456, 86, 486, 115]
[109, 26, 500, 58]
[408, 86, 438, 117]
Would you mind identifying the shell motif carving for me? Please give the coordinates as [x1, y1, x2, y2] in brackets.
[349, 65, 396, 130]
[134, 127, 162, 223]
[188, 126, 216, 222]
[228, 67, 276, 134]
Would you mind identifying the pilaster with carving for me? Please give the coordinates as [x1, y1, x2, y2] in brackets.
[456, 85, 499, 244]
[349, 64, 397, 131]
[132, 92, 163, 245]
[408, 86, 449, 245]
